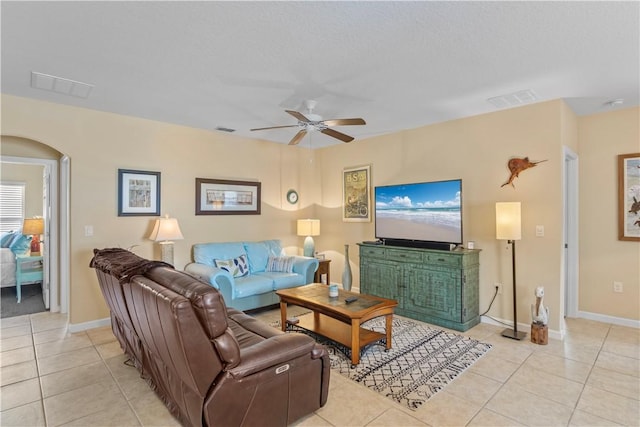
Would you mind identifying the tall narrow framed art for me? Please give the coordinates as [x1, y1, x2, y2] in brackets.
[343, 165, 371, 222]
[618, 153, 640, 241]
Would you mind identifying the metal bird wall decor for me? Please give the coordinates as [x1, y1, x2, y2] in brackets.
[501, 157, 547, 188]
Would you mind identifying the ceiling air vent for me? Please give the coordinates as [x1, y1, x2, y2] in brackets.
[31, 71, 93, 98]
[487, 89, 538, 109]
[215, 126, 236, 133]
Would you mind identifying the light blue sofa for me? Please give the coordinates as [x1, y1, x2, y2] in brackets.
[184, 240, 319, 311]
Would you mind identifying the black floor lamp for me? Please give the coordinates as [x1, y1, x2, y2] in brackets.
[496, 202, 527, 340]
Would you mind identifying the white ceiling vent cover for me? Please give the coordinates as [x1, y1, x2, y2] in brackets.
[487, 89, 538, 109]
[31, 71, 93, 98]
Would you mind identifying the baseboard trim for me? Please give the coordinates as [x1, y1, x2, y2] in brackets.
[480, 316, 564, 340]
[68, 317, 111, 333]
[577, 310, 640, 329]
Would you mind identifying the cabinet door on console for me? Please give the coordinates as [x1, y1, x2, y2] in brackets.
[460, 264, 480, 324]
[360, 258, 402, 303]
[404, 266, 461, 322]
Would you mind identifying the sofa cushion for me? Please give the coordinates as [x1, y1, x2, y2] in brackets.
[256, 271, 306, 290]
[266, 256, 294, 273]
[193, 242, 246, 267]
[215, 255, 249, 278]
[243, 242, 270, 273]
[233, 275, 274, 298]
[262, 239, 285, 257]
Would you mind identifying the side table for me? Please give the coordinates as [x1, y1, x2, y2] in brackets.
[314, 259, 331, 285]
[16, 255, 43, 303]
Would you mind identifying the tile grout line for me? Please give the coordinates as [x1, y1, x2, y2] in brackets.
[101, 342, 146, 427]
[565, 323, 610, 426]
[30, 313, 48, 427]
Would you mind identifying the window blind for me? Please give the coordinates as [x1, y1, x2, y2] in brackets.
[0, 182, 26, 233]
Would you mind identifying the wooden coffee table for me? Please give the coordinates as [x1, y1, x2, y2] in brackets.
[276, 284, 398, 366]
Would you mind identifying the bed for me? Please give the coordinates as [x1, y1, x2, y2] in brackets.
[1, 248, 17, 288]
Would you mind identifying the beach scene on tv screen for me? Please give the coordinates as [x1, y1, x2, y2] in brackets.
[375, 180, 462, 243]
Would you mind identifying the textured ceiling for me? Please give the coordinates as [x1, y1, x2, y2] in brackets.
[2, 1, 638, 148]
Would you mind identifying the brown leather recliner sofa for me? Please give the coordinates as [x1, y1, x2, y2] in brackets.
[90, 248, 330, 427]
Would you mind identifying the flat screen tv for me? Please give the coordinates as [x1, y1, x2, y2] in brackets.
[374, 179, 462, 249]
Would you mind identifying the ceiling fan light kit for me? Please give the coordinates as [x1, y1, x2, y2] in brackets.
[250, 100, 366, 145]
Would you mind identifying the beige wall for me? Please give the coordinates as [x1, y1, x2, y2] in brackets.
[2, 95, 318, 325]
[578, 107, 640, 320]
[317, 100, 568, 332]
[0, 162, 44, 219]
[2, 94, 638, 330]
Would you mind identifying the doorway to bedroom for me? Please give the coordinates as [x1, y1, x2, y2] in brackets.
[0, 162, 48, 317]
[1, 149, 67, 319]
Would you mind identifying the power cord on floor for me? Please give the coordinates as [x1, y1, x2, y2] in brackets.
[479, 285, 513, 327]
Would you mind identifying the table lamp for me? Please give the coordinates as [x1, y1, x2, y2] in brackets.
[496, 202, 526, 340]
[148, 214, 184, 265]
[297, 219, 320, 257]
[23, 217, 44, 256]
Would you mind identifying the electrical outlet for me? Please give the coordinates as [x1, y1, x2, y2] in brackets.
[613, 281, 623, 293]
[495, 283, 503, 294]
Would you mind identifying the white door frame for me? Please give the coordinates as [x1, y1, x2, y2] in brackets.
[1, 155, 69, 314]
[562, 146, 579, 319]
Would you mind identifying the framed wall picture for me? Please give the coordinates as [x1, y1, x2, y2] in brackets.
[117, 169, 161, 216]
[618, 152, 640, 241]
[343, 165, 371, 222]
[196, 178, 261, 215]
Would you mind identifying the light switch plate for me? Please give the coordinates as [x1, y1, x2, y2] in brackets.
[535, 225, 544, 237]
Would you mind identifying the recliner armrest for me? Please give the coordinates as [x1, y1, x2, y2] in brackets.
[227, 334, 318, 379]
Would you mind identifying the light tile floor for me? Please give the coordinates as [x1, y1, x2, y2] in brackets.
[1, 310, 638, 426]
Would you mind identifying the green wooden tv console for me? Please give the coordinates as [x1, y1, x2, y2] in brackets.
[357, 243, 480, 331]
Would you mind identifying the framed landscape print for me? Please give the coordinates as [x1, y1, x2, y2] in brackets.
[343, 165, 371, 222]
[196, 178, 261, 215]
[117, 169, 161, 216]
[618, 153, 640, 241]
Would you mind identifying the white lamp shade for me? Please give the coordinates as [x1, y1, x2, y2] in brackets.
[297, 219, 320, 237]
[149, 216, 184, 242]
[496, 202, 521, 240]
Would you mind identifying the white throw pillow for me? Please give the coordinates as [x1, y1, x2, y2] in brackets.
[266, 256, 294, 273]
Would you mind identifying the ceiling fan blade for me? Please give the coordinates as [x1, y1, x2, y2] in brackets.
[289, 129, 308, 145]
[321, 128, 354, 143]
[322, 118, 366, 127]
[285, 110, 310, 122]
[250, 124, 299, 131]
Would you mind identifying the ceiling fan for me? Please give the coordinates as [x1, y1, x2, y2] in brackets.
[250, 100, 366, 145]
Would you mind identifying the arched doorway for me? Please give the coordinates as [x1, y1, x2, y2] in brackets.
[1, 136, 69, 315]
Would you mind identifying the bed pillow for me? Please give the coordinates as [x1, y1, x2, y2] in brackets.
[214, 254, 249, 278]
[10, 234, 32, 255]
[266, 256, 294, 273]
[0, 231, 16, 248]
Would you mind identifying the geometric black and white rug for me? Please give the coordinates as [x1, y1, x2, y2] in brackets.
[288, 316, 492, 411]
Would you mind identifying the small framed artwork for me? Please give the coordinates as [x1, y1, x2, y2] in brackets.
[343, 165, 371, 222]
[196, 178, 261, 215]
[618, 153, 640, 241]
[117, 169, 161, 216]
